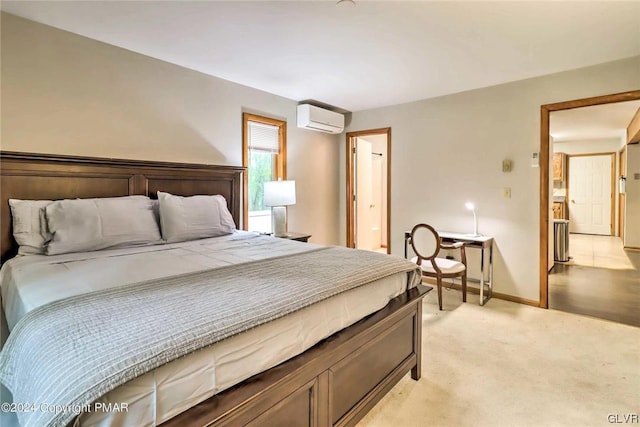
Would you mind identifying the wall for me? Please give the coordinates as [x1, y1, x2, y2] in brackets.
[0, 13, 340, 245]
[554, 136, 625, 236]
[626, 143, 640, 248]
[548, 137, 555, 271]
[343, 56, 640, 302]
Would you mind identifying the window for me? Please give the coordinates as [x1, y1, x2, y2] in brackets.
[242, 113, 287, 232]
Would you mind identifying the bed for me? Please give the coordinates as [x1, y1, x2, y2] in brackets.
[0, 151, 430, 427]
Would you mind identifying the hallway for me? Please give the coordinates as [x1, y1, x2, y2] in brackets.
[549, 234, 640, 327]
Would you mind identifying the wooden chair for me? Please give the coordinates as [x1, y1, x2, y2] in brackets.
[409, 224, 467, 310]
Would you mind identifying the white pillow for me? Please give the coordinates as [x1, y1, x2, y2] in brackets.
[157, 191, 236, 243]
[45, 196, 162, 255]
[8, 199, 53, 255]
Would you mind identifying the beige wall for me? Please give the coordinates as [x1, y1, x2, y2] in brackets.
[0, 13, 340, 245]
[343, 56, 640, 302]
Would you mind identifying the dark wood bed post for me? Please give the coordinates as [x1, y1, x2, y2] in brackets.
[0, 151, 431, 427]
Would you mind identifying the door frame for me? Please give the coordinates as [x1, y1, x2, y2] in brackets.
[539, 90, 640, 308]
[619, 146, 627, 240]
[566, 152, 615, 236]
[346, 128, 391, 253]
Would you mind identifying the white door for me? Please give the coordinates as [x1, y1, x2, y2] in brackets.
[568, 155, 612, 235]
[355, 139, 373, 250]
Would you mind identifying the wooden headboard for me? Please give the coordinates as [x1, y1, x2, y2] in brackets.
[0, 151, 245, 261]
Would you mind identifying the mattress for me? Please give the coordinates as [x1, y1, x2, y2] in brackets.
[0, 232, 408, 426]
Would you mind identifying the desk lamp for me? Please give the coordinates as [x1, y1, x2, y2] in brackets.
[465, 202, 480, 237]
[264, 180, 296, 237]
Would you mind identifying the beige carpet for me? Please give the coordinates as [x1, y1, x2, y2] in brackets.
[358, 288, 640, 427]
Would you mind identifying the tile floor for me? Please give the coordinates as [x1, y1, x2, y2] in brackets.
[561, 233, 635, 269]
[549, 233, 640, 327]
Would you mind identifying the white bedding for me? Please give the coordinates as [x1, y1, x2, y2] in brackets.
[0, 232, 408, 426]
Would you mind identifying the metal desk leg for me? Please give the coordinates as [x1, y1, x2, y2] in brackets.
[488, 244, 493, 299]
[479, 243, 493, 305]
[480, 246, 485, 305]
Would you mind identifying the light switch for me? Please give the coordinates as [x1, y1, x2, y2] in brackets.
[502, 159, 512, 172]
[531, 152, 540, 167]
[503, 187, 511, 198]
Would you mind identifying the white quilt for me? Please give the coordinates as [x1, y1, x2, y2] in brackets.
[0, 232, 412, 426]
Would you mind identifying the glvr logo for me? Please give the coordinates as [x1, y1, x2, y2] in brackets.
[608, 413, 639, 424]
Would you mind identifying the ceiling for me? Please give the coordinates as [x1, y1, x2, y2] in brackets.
[2, 1, 639, 112]
[550, 100, 640, 143]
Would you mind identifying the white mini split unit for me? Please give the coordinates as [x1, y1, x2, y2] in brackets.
[296, 104, 345, 134]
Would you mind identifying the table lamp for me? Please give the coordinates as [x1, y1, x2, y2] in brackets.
[465, 202, 479, 237]
[264, 180, 296, 237]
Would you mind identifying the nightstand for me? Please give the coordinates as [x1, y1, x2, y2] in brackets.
[277, 232, 311, 243]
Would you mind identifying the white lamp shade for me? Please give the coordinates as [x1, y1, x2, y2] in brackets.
[264, 180, 296, 207]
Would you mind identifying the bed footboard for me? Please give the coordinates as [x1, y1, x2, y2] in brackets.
[162, 285, 431, 427]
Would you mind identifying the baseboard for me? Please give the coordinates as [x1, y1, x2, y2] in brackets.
[420, 278, 539, 308]
[491, 291, 539, 307]
[623, 246, 640, 252]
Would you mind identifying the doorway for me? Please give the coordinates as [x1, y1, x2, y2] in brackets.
[346, 128, 391, 253]
[541, 91, 640, 327]
[567, 153, 615, 235]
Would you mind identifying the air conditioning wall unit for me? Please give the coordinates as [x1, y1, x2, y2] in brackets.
[297, 104, 345, 134]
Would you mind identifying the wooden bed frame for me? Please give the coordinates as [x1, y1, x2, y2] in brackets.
[0, 151, 430, 427]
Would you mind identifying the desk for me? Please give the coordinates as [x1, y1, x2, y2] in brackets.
[404, 230, 494, 305]
[276, 232, 311, 242]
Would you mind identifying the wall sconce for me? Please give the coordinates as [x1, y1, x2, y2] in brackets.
[619, 176, 626, 194]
